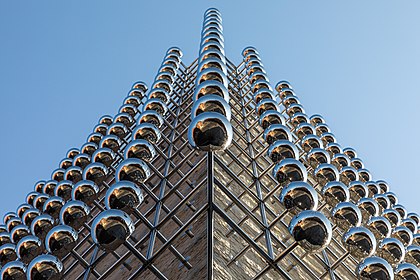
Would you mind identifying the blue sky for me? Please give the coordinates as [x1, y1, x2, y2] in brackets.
[1, 1, 420, 217]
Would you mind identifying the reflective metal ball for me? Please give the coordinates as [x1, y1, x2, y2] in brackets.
[59, 200, 91, 229]
[279, 181, 318, 215]
[342, 226, 376, 260]
[105, 181, 144, 214]
[16, 235, 42, 264]
[356, 256, 393, 280]
[26, 254, 63, 280]
[45, 225, 78, 258]
[116, 158, 150, 185]
[71, 180, 99, 206]
[272, 158, 307, 186]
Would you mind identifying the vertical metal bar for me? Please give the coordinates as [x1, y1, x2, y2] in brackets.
[207, 151, 214, 280]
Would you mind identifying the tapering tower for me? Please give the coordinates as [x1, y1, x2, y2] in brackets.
[0, 8, 419, 280]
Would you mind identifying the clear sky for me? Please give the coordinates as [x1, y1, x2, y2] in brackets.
[1, 1, 420, 218]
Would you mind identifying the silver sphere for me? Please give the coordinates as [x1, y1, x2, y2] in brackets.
[16, 235, 42, 264]
[188, 112, 233, 151]
[54, 180, 73, 201]
[43, 196, 64, 219]
[92, 147, 115, 167]
[0, 243, 17, 265]
[124, 139, 156, 162]
[290, 112, 310, 127]
[357, 198, 380, 221]
[288, 210, 332, 253]
[72, 153, 91, 169]
[301, 134, 324, 153]
[132, 123, 161, 144]
[30, 214, 55, 241]
[342, 226, 376, 260]
[32, 193, 49, 211]
[143, 98, 168, 116]
[367, 216, 392, 240]
[259, 110, 285, 129]
[6, 217, 22, 232]
[107, 123, 128, 139]
[45, 225, 78, 258]
[191, 94, 231, 121]
[22, 208, 41, 227]
[309, 114, 325, 126]
[116, 158, 151, 185]
[383, 209, 402, 228]
[377, 237, 405, 265]
[356, 256, 393, 280]
[373, 194, 391, 213]
[138, 110, 164, 128]
[33, 181, 46, 193]
[16, 203, 32, 220]
[64, 166, 83, 183]
[325, 142, 343, 157]
[279, 181, 318, 215]
[366, 181, 381, 197]
[91, 209, 135, 252]
[0, 260, 26, 280]
[82, 162, 108, 185]
[402, 218, 418, 234]
[59, 200, 91, 229]
[81, 142, 98, 156]
[321, 181, 350, 206]
[395, 263, 420, 280]
[295, 122, 315, 140]
[272, 158, 307, 186]
[98, 116, 114, 126]
[393, 204, 408, 220]
[114, 112, 135, 127]
[71, 180, 99, 206]
[256, 99, 279, 116]
[27, 254, 63, 280]
[10, 224, 30, 244]
[331, 202, 362, 230]
[105, 181, 144, 214]
[376, 180, 390, 194]
[0, 232, 11, 246]
[405, 245, 420, 266]
[306, 148, 331, 169]
[348, 181, 368, 202]
[263, 124, 292, 144]
[100, 134, 122, 153]
[267, 140, 299, 162]
[392, 226, 413, 247]
[314, 163, 339, 186]
[339, 166, 359, 185]
[358, 168, 372, 182]
[351, 158, 365, 170]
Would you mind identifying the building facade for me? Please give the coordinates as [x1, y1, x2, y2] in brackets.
[0, 8, 419, 280]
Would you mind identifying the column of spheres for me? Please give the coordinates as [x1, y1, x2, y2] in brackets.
[0, 47, 183, 279]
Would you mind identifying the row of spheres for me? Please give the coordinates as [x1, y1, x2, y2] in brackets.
[241, 47, 334, 257]
[188, 8, 233, 152]
[0, 48, 183, 279]
[271, 74, 420, 278]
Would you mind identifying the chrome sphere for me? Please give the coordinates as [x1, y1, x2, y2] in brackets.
[342, 227, 376, 260]
[91, 209, 135, 252]
[377, 237, 405, 265]
[277, 87, 294, 99]
[286, 103, 305, 117]
[295, 122, 315, 140]
[331, 202, 362, 230]
[309, 114, 325, 126]
[66, 148, 79, 159]
[288, 210, 332, 253]
[43, 196, 64, 219]
[119, 104, 138, 118]
[82, 162, 108, 185]
[59, 200, 91, 229]
[81, 142, 98, 156]
[6, 217, 22, 233]
[59, 158, 72, 170]
[87, 132, 103, 145]
[22, 208, 41, 227]
[405, 245, 420, 266]
[116, 158, 150, 185]
[0, 233, 11, 246]
[27, 254, 63, 280]
[92, 147, 115, 167]
[0, 260, 26, 280]
[0, 243, 17, 265]
[71, 180, 99, 206]
[30, 214, 55, 240]
[114, 112, 135, 127]
[393, 204, 408, 220]
[32, 193, 49, 211]
[124, 140, 156, 162]
[301, 134, 324, 153]
[149, 85, 172, 101]
[290, 112, 309, 127]
[45, 225, 78, 258]
[366, 181, 381, 197]
[54, 180, 73, 201]
[339, 166, 359, 185]
[325, 142, 343, 156]
[259, 110, 285, 129]
[315, 123, 330, 136]
[72, 153, 91, 169]
[105, 181, 143, 214]
[143, 98, 168, 116]
[16, 204, 32, 220]
[254, 88, 275, 104]
[99, 115, 113, 126]
[34, 181, 46, 193]
[282, 94, 300, 107]
[263, 124, 292, 144]
[100, 134, 122, 152]
[392, 226, 413, 247]
[367, 216, 392, 240]
[64, 166, 83, 184]
[408, 213, 420, 227]
[348, 181, 368, 202]
[351, 158, 365, 170]
[193, 80, 229, 102]
[138, 110, 164, 128]
[0, 225, 6, 234]
[132, 123, 161, 144]
[356, 256, 393, 280]
[256, 99, 280, 116]
[10, 224, 30, 243]
[272, 158, 307, 186]
[124, 94, 141, 107]
[343, 147, 357, 159]
[331, 153, 350, 170]
[94, 123, 108, 136]
[191, 94, 231, 121]
[373, 194, 391, 213]
[376, 180, 390, 194]
[395, 263, 420, 280]
[267, 140, 299, 162]
[3, 212, 18, 225]
[414, 234, 420, 246]
[188, 112, 233, 151]
[107, 123, 128, 139]
[320, 132, 336, 146]
[321, 181, 350, 206]
[279, 182, 318, 215]
[357, 198, 380, 221]
[383, 209, 402, 227]
[358, 168, 372, 182]
[16, 235, 42, 264]
[306, 148, 330, 169]
[314, 163, 339, 186]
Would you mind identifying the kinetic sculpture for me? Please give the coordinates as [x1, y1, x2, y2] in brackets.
[0, 8, 419, 280]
